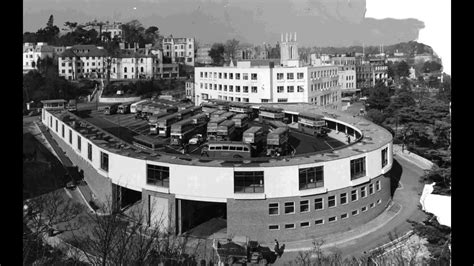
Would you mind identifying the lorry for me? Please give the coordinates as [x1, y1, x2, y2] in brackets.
[214, 237, 275, 265]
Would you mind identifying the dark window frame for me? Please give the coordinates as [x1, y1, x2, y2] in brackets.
[146, 164, 170, 187]
[350, 157, 366, 180]
[234, 171, 264, 193]
[100, 152, 109, 172]
[299, 166, 324, 190]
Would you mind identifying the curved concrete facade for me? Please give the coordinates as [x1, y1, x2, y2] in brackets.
[42, 103, 393, 242]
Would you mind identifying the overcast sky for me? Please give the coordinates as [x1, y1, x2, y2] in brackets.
[23, 0, 450, 74]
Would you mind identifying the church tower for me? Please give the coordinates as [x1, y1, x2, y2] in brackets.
[280, 32, 299, 66]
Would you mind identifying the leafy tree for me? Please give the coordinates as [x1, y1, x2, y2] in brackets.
[423, 61, 443, 73]
[366, 82, 391, 111]
[397, 61, 410, 77]
[144, 26, 160, 45]
[209, 43, 225, 66]
[365, 109, 386, 125]
[121, 20, 146, 46]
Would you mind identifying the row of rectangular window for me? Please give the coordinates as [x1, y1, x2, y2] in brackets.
[276, 86, 305, 93]
[216, 95, 249, 102]
[200, 72, 259, 80]
[268, 199, 383, 230]
[309, 69, 337, 79]
[269, 181, 382, 215]
[201, 84, 259, 93]
[309, 81, 337, 92]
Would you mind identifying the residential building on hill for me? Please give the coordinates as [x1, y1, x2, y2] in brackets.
[23, 42, 64, 74]
[162, 37, 195, 66]
[58, 45, 108, 80]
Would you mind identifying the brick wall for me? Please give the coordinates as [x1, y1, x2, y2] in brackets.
[227, 175, 391, 242]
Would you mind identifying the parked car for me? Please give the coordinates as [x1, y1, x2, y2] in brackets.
[188, 134, 204, 145]
[66, 181, 76, 190]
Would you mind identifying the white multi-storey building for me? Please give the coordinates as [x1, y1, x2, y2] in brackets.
[162, 37, 195, 66]
[23, 42, 55, 73]
[194, 33, 341, 108]
[58, 45, 108, 80]
[330, 57, 357, 93]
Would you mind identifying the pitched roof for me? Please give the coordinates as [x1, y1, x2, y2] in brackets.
[59, 45, 108, 58]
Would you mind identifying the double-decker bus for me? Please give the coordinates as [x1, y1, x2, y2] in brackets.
[232, 114, 249, 129]
[201, 102, 218, 113]
[148, 112, 172, 134]
[189, 113, 208, 125]
[258, 106, 285, 123]
[268, 120, 288, 129]
[170, 117, 207, 146]
[266, 127, 289, 156]
[298, 112, 329, 137]
[117, 103, 131, 114]
[156, 113, 180, 137]
[201, 141, 252, 159]
[176, 106, 200, 121]
[104, 103, 120, 115]
[207, 117, 227, 141]
[207, 99, 229, 111]
[219, 111, 235, 120]
[132, 135, 163, 151]
[216, 120, 236, 141]
[229, 102, 252, 115]
[243, 126, 266, 155]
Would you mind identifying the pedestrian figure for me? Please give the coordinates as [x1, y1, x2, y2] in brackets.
[274, 239, 280, 255]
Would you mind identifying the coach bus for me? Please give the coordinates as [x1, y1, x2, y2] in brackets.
[156, 113, 180, 137]
[201, 141, 252, 159]
[104, 103, 120, 115]
[229, 102, 252, 115]
[298, 112, 329, 137]
[258, 106, 285, 123]
[216, 120, 236, 141]
[266, 127, 289, 157]
[207, 117, 227, 141]
[132, 135, 163, 151]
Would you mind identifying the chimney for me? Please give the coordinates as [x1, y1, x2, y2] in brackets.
[286, 33, 288, 42]
[281, 33, 283, 42]
[294, 32, 297, 42]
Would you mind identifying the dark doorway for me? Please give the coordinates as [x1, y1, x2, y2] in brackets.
[117, 185, 142, 210]
[178, 199, 227, 237]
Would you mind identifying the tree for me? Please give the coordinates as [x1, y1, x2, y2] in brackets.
[366, 109, 386, 125]
[47, 15, 54, 28]
[366, 82, 391, 111]
[209, 43, 225, 66]
[121, 20, 146, 46]
[423, 61, 443, 73]
[397, 61, 410, 77]
[144, 26, 160, 45]
[224, 39, 240, 62]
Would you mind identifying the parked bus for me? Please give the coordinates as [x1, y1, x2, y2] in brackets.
[266, 127, 289, 156]
[131, 99, 150, 113]
[258, 106, 285, 123]
[156, 113, 180, 137]
[132, 135, 163, 151]
[219, 111, 235, 120]
[176, 107, 199, 121]
[170, 118, 206, 146]
[232, 114, 249, 129]
[268, 120, 288, 129]
[217, 120, 236, 141]
[201, 141, 252, 159]
[134, 100, 152, 119]
[242, 126, 265, 145]
[207, 99, 229, 111]
[207, 117, 227, 141]
[229, 102, 253, 117]
[211, 110, 226, 118]
[298, 112, 329, 137]
[104, 103, 120, 115]
[148, 112, 172, 134]
[117, 103, 131, 114]
[189, 113, 209, 124]
[203, 109, 218, 118]
[201, 102, 218, 113]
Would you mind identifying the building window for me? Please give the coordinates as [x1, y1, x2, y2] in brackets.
[362, 206, 368, 212]
[351, 190, 358, 202]
[100, 152, 109, 172]
[297, 86, 304, 92]
[284, 202, 295, 214]
[200, 72, 203, 78]
[124, 67, 127, 73]
[315, 219, 324, 225]
[234, 171, 264, 193]
[243, 73, 249, 80]
[287, 73, 294, 80]
[340, 193, 348, 205]
[350, 157, 366, 180]
[224, 85, 227, 91]
[361, 186, 367, 198]
[243, 86, 249, 93]
[382, 147, 388, 168]
[277, 86, 284, 93]
[243, 98, 249, 103]
[228, 85, 233, 92]
[229, 73, 233, 79]
[370, 202, 375, 208]
[376, 180, 381, 191]
[300, 200, 309, 213]
[69, 130, 72, 144]
[287, 86, 294, 93]
[341, 213, 348, 219]
[269, 225, 279, 230]
[146, 164, 170, 187]
[269, 203, 279, 215]
[219, 85, 222, 91]
[236, 73, 240, 80]
[300, 221, 310, 228]
[377, 199, 382, 204]
[352, 209, 359, 216]
[284, 224, 295, 229]
[369, 183, 374, 195]
[251, 73, 257, 80]
[328, 216, 337, 223]
[251, 86, 258, 93]
[219, 72, 222, 79]
[328, 195, 336, 208]
[236, 86, 241, 93]
[77, 135, 81, 151]
[277, 73, 284, 80]
[55, 120, 58, 132]
[277, 98, 288, 103]
[61, 124, 64, 138]
[314, 198, 323, 210]
[297, 72, 304, 79]
[87, 143, 92, 161]
[299, 166, 324, 190]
